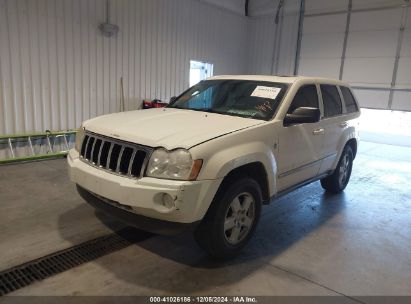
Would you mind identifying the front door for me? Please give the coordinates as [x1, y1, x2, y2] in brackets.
[277, 84, 324, 192]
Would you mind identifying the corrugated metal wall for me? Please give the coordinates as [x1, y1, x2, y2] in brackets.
[246, 0, 300, 76]
[0, 0, 248, 135]
[246, 16, 277, 75]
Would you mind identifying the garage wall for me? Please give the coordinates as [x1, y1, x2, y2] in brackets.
[298, 2, 348, 79]
[246, 16, 277, 75]
[298, 0, 411, 111]
[247, 0, 411, 111]
[0, 0, 248, 134]
[392, 3, 411, 111]
[201, 0, 246, 15]
[246, 0, 300, 76]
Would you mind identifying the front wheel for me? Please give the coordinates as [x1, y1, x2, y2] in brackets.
[194, 178, 262, 259]
[321, 145, 353, 193]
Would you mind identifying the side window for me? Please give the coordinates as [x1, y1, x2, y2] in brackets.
[320, 85, 342, 117]
[340, 86, 359, 113]
[287, 85, 319, 114]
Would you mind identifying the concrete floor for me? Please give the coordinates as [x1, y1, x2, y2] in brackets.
[0, 142, 410, 298]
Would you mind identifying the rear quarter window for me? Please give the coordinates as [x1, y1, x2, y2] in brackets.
[340, 86, 359, 113]
[320, 85, 343, 118]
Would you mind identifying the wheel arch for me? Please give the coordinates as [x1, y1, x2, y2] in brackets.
[216, 162, 270, 203]
[346, 138, 357, 159]
[332, 127, 358, 170]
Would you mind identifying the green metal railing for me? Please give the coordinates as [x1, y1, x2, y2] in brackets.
[0, 130, 77, 165]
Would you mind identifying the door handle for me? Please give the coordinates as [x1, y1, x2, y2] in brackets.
[313, 128, 324, 135]
[339, 122, 348, 128]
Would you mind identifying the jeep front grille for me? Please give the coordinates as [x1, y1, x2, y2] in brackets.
[79, 132, 152, 179]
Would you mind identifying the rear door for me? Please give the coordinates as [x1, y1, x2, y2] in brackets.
[318, 84, 345, 174]
[277, 84, 324, 191]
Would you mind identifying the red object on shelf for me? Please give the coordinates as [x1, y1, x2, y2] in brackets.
[143, 99, 168, 109]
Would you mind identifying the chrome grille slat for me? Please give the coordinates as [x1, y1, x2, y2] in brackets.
[82, 136, 91, 159]
[128, 150, 137, 175]
[140, 152, 150, 177]
[97, 141, 104, 166]
[106, 143, 114, 170]
[80, 135, 89, 157]
[79, 132, 152, 179]
[90, 139, 97, 164]
[116, 146, 125, 173]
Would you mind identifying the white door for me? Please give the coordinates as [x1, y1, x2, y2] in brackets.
[277, 85, 324, 192]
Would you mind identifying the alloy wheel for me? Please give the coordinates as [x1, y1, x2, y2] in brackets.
[224, 192, 256, 245]
[339, 153, 350, 187]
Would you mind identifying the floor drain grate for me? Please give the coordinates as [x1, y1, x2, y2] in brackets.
[0, 228, 150, 296]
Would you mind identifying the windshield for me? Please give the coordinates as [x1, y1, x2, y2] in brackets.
[168, 80, 289, 120]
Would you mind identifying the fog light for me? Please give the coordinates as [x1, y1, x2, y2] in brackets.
[161, 193, 175, 209]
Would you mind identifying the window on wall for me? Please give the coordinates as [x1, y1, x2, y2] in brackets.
[321, 85, 343, 118]
[189, 60, 214, 87]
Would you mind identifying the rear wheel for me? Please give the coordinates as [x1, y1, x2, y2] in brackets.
[194, 178, 262, 259]
[321, 145, 353, 193]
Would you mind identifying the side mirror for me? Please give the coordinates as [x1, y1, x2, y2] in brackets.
[169, 96, 177, 104]
[284, 107, 320, 125]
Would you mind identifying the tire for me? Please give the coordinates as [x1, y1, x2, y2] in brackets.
[194, 177, 262, 259]
[321, 145, 353, 193]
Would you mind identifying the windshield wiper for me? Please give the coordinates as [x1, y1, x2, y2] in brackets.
[169, 107, 225, 115]
[169, 105, 184, 109]
[201, 108, 216, 113]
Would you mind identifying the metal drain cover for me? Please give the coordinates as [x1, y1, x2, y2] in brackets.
[0, 228, 151, 295]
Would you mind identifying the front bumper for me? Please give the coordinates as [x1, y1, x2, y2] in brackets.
[76, 185, 197, 235]
[68, 149, 221, 225]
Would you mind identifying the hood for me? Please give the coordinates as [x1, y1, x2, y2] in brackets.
[83, 108, 264, 150]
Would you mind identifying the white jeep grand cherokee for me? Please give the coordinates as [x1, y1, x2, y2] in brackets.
[68, 75, 360, 258]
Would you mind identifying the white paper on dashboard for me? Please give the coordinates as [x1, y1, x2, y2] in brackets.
[251, 86, 281, 99]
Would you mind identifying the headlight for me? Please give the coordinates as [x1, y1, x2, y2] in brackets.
[146, 148, 202, 181]
[74, 126, 85, 152]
